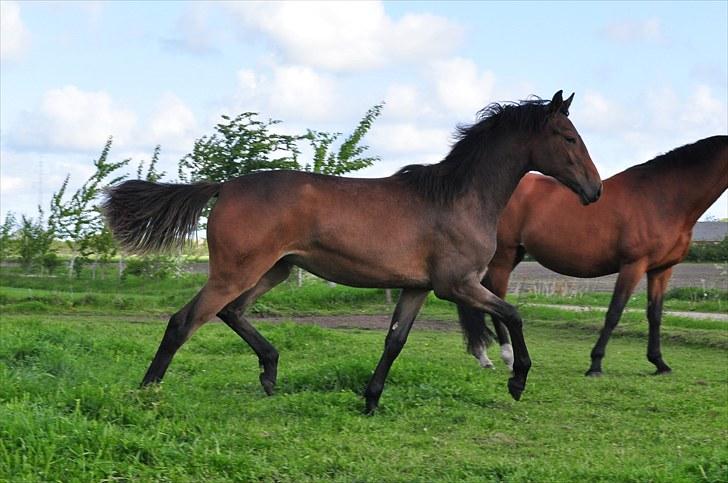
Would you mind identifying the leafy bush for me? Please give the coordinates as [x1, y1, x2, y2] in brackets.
[684, 237, 728, 262]
[123, 256, 186, 279]
[664, 287, 728, 302]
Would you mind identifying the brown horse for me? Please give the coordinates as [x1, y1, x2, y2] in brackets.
[459, 135, 727, 376]
[103, 91, 602, 412]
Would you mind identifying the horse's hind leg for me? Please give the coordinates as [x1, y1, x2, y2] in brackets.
[141, 278, 246, 386]
[461, 253, 520, 370]
[646, 267, 673, 374]
[585, 261, 646, 376]
[217, 261, 293, 395]
[437, 276, 531, 401]
[364, 289, 429, 414]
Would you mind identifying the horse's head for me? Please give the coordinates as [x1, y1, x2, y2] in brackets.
[529, 91, 602, 205]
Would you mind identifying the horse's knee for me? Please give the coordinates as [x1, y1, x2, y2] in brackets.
[260, 347, 279, 367]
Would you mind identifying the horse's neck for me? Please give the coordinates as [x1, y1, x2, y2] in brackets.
[653, 151, 727, 225]
[470, 142, 529, 221]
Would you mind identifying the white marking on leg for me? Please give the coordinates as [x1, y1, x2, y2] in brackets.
[501, 343, 514, 371]
[475, 344, 495, 369]
[391, 321, 398, 331]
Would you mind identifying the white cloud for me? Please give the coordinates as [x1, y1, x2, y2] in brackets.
[384, 83, 434, 119]
[603, 18, 664, 44]
[147, 93, 197, 152]
[681, 85, 726, 128]
[10, 85, 137, 152]
[577, 91, 628, 132]
[1, 1, 30, 61]
[227, 1, 462, 71]
[7, 87, 206, 155]
[162, 3, 219, 55]
[369, 122, 450, 156]
[234, 65, 339, 121]
[576, 83, 727, 181]
[0, 175, 26, 195]
[644, 84, 727, 136]
[431, 57, 496, 118]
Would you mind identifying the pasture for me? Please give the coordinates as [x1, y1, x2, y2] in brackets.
[1, 270, 727, 481]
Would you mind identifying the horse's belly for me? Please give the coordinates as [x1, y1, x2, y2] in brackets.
[526, 244, 618, 278]
[285, 252, 431, 289]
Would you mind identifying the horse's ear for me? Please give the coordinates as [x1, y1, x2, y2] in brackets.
[548, 90, 564, 115]
[561, 92, 574, 116]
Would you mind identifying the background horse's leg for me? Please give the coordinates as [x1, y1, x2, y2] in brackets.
[217, 261, 293, 395]
[483, 262, 518, 370]
[459, 249, 521, 370]
[141, 278, 245, 386]
[364, 289, 429, 414]
[646, 266, 673, 374]
[457, 304, 494, 368]
[585, 261, 646, 376]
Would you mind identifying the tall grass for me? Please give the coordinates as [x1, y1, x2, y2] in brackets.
[1, 316, 727, 482]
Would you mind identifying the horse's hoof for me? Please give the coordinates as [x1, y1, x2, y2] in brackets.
[260, 375, 275, 396]
[140, 376, 161, 387]
[364, 399, 379, 415]
[653, 367, 672, 375]
[480, 362, 495, 370]
[507, 377, 524, 401]
[585, 370, 603, 377]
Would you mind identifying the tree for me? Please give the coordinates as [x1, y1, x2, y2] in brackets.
[176, 105, 386, 288]
[16, 207, 56, 274]
[0, 212, 17, 264]
[178, 113, 302, 182]
[304, 103, 383, 175]
[52, 138, 129, 278]
[136, 145, 166, 182]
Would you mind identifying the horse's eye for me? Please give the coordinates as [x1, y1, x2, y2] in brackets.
[564, 136, 577, 144]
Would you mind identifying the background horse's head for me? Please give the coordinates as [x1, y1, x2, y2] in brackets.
[529, 91, 602, 205]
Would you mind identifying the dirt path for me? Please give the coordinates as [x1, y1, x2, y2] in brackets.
[251, 315, 458, 331]
[525, 303, 728, 322]
[250, 305, 727, 331]
[508, 262, 727, 293]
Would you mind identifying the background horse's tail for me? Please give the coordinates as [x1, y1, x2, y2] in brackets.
[457, 305, 496, 353]
[102, 180, 221, 254]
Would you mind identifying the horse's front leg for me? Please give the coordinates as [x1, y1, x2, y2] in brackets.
[586, 261, 645, 376]
[364, 289, 429, 414]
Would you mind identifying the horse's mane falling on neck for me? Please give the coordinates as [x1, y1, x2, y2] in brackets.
[394, 98, 554, 204]
[627, 135, 727, 176]
[624, 135, 728, 224]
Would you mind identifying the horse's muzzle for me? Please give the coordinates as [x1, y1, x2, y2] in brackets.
[579, 182, 602, 205]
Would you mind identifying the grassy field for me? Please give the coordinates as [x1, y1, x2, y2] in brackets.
[1, 271, 727, 481]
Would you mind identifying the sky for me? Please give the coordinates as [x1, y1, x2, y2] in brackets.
[1, 0, 727, 221]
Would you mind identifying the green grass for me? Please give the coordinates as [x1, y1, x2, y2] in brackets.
[0, 269, 727, 481]
[1, 314, 727, 482]
[2, 270, 726, 317]
[518, 287, 727, 314]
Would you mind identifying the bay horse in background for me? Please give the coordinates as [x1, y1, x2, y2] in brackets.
[459, 135, 727, 376]
[102, 91, 602, 413]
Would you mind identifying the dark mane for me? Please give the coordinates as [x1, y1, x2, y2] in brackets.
[627, 135, 727, 173]
[394, 97, 553, 204]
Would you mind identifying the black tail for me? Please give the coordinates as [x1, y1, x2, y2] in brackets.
[102, 180, 221, 254]
[457, 305, 496, 354]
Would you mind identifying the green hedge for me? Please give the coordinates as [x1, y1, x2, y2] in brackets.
[684, 237, 728, 262]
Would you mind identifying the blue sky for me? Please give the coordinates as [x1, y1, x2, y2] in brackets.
[1, 1, 726, 220]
